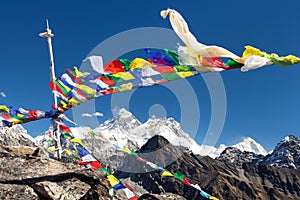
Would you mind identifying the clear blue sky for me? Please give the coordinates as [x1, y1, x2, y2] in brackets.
[0, 0, 300, 151]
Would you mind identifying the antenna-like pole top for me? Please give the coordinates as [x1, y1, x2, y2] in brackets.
[46, 19, 50, 29]
[39, 19, 54, 38]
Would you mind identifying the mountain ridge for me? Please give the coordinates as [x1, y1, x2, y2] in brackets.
[34, 109, 300, 170]
[116, 135, 300, 200]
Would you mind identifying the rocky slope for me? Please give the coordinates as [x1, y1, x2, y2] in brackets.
[0, 126, 114, 200]
[217, 147, 265, 167]
[116, 135, 300, 200]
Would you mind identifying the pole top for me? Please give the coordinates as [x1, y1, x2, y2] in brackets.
[46, 19, 50, 29]
[39, 19, 54, 38]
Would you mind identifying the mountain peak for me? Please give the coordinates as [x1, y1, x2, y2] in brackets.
[113, 108, 137, 120]
[233, 137, 267, 155]
[243, 137, 255, 142]
[138, 135, 171, 153]
[261, 135, 300, 168]
[117, 108, 132, 116]
[283, 135, 299, 142]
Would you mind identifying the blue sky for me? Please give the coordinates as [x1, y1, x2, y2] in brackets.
[0, 0, 300, 151]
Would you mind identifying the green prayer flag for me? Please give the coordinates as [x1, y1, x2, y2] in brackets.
[130, 150, 139, 157]
[103, 74, 122, 83]
[174, 65, 194, 72]
[161, 72, 181, 81]
[174, 171, 185, 181]
[165, 49, 179, 65]
[270, 57, 292, 66]
[97, 167, 111, 175]
[72, 154, 80, 160]
[119, 59, 131, 71]
[63, 132, 75, 139]
[225, 59, 243, 68]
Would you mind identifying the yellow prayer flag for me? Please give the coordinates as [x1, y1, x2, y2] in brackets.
[74, 66, 89, 77]
[161, 170, 174, 177]
[177, 71, 194, 78]
[129, 58, 153, 70]
[121, 72, 135, 80]
[0, 105, 9, 113]
[11, 119, 22, 125]
[68, 98, 80, 106]
[64, 149, 73, 156]
[277, 55, 300, 65]
[107, 175, 120, 187]
[112, 72, 125, 78]
[60, 100, 68, 108]
[113, 72, 135, 80]
[119, 83, 133, 92]
[77, 85, 97, 96]
[242, 46, 264, 58]
[122, 147, 132, 154]
[71, 138, 85, 147]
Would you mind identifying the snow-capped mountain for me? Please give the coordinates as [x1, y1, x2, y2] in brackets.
[192, 137, 267, 158]
[94, 109, 268, 159]
[34, 108, 268, 160]
[33, 108, 300, 170]
[232, 137, 267, 155]
[259, 135, 300, 168]
[93, 108, 198, 150]
[46, 108, 201, 170]
[218, 135, 300, 169]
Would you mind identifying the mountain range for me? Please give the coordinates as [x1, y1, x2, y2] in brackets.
[1, 109, 300, 199]
[70, 109, 268, 157]
[95, 109, 300, 169]
[34, 109, 300, 170]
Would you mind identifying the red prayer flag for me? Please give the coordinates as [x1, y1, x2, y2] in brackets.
[154, 66, 176, 74]
[78, 159, 90, 165]
[136, 157, 148, 163]
[90, 161, 104, 170]
[129, 196, 138, 200]
[60, 124, 72, 133]
[2, 113, 11, 120]
[104, 60, 124, 73]
[99, 76, 116, 86]
[182, 177, 191, 186]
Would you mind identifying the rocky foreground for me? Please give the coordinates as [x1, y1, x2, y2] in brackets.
[0, 127, 184, 200]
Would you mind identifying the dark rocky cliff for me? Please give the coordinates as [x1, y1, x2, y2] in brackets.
[116, 135, 300, 200]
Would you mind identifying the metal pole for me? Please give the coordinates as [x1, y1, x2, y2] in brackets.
[39, 20, 61, 159]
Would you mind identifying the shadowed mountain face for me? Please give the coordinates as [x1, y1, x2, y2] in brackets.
[115, 135, 300, 200]
[260, 135, 300, 168]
